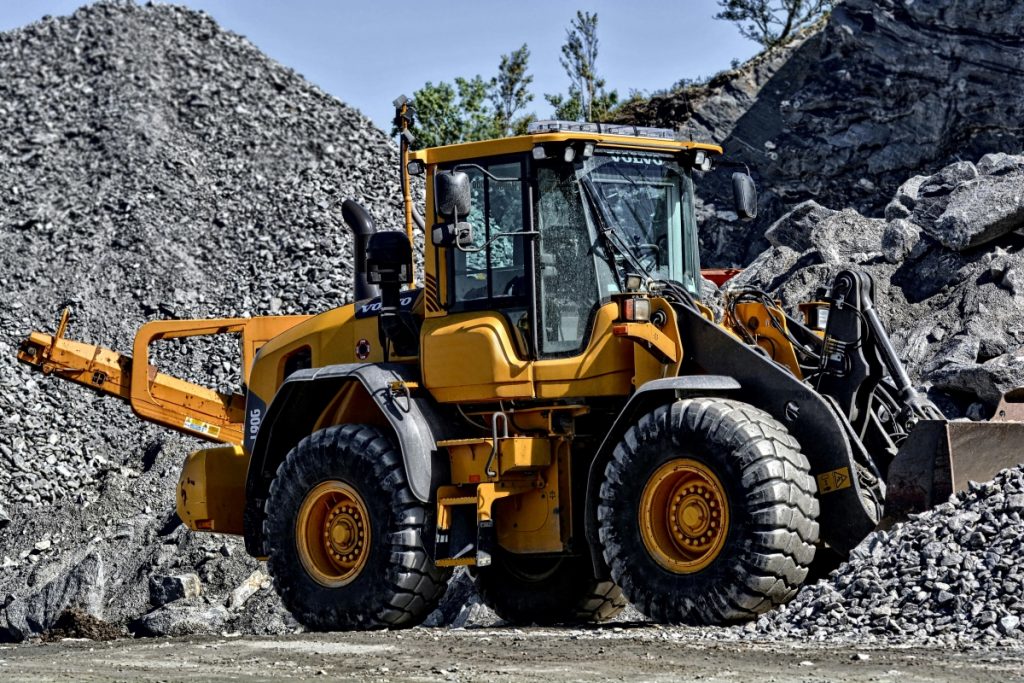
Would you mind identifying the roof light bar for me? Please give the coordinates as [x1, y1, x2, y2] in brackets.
[528, 120, 679, 140]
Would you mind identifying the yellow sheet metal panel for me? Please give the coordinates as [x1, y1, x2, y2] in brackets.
[246, 304, 359, 406]
[421, 311, 534, 402]
[500, 438, 552, 474]
[176, 444, 248, 535]
[533, 303, 634, 399]
[494, 453, 565, 554]
[443, 437, 553, 484]
[621, 299, 685, 388]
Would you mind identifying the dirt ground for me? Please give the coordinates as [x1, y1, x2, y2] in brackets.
[3, 626, 1023, 683]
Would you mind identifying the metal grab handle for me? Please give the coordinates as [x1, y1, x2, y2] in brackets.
[485, 412, 509, 478]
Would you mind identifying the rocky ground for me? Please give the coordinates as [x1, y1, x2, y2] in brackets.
[6, 630, 1024, 682]
[2, 0, 1024, 658]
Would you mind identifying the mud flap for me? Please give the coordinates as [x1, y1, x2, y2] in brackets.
[884, 419, 1024, 523]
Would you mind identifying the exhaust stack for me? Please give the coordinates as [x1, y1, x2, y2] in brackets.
[342, 199, 381, 302]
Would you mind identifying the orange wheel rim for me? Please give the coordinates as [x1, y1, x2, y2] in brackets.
[639, 458, 729, 573]
[296, 481, 371, 587]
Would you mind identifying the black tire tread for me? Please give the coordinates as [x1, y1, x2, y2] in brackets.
[476, 553, 626, 625]
[264, 424, 449, 630]
[597, 397, 820, 625]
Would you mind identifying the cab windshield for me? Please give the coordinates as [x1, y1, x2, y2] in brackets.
[534, 150, 700, 354]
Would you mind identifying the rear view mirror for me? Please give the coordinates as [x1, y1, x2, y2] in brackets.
[732, 172, 758, 220]
[435, 170, 472, 221]
[431, 222, 474, 248]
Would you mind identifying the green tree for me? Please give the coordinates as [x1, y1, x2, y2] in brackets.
[714, 0, 834, 49]
[406, 46, 537, 147]
[490, 44, 535, 136]
[407, 76, 497, 149]
[545, 11, 618, 122]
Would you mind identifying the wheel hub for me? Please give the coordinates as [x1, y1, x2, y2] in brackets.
[325, 502, 365, 564]
[297, 481, 371, 587]
[640, 459, 729, 573]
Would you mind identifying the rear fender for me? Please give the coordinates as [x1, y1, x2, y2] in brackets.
[242, 363, 450, 556]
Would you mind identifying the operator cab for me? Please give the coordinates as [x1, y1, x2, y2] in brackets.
[425, 122, 714, 359]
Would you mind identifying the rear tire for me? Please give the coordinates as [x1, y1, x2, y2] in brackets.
[598, 398, 819, 624]
[264, 424, 450, 630]
[476, 550, 625, 625]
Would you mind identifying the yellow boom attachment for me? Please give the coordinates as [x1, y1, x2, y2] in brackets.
[16, 308, 307, 445]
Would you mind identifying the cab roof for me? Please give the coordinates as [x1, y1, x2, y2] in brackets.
[409, 130, 723, 166]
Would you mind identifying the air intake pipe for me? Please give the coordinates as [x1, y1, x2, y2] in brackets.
[341, 199, 380, 302]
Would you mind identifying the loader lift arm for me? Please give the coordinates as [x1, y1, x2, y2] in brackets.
[16, 308, 307, 445]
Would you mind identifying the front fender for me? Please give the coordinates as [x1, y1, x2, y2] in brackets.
[242, 362, 450, 556]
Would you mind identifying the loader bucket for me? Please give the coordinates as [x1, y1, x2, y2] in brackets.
[884, 399, 1024, 523]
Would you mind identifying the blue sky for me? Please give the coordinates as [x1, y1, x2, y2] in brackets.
[1, 1, 759, 132]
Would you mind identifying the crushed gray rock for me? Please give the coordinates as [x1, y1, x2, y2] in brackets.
[149, 573, 202, 607]
[752, 464, 1024, 646]
[2, 0, 1024, 646]
[0, 0, 406, 641]
[134, 600, 230, 638]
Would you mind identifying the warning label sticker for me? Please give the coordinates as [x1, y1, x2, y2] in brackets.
[184, 416, 222, 439]
[816, 467, 852, 494]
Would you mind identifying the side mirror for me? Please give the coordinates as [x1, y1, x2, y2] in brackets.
[435, 170, 472, 221]
[431, 222, 474, 248]
[732, 172, 758, 221]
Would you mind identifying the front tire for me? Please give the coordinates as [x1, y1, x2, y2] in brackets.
[264, 424, 450, 630]
[598, 398, 819, 624]
[476, 550, 625, 625]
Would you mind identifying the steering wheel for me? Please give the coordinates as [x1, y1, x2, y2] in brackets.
[504, 275, 526, 297]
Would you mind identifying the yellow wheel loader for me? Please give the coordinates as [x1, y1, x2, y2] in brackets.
[18, 98, 1024, 629]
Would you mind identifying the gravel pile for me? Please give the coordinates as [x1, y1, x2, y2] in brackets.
[0, 0, 408, 640]
[752, 464, 1024, 646]
[0, 0, 406, 510]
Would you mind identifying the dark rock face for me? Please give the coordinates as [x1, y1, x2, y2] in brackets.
[622, 0, 1024, 266]
[730, 154, 1024, 416]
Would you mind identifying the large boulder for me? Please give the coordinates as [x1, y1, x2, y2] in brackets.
[133, 601, 229, 637]
[927, 173, 1024, 250]
[149, 573, 202, 607]
[0, 551, 104, 641]
[764, 201, 884, 264]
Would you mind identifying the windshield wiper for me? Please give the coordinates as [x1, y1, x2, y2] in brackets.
[580, 176, 657, 286]
[581, 176, 701, 312]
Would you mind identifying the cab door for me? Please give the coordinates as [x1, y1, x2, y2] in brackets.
[421, 156, 536, 403]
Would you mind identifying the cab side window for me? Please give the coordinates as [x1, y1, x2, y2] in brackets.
[449, 160, 526, 307]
